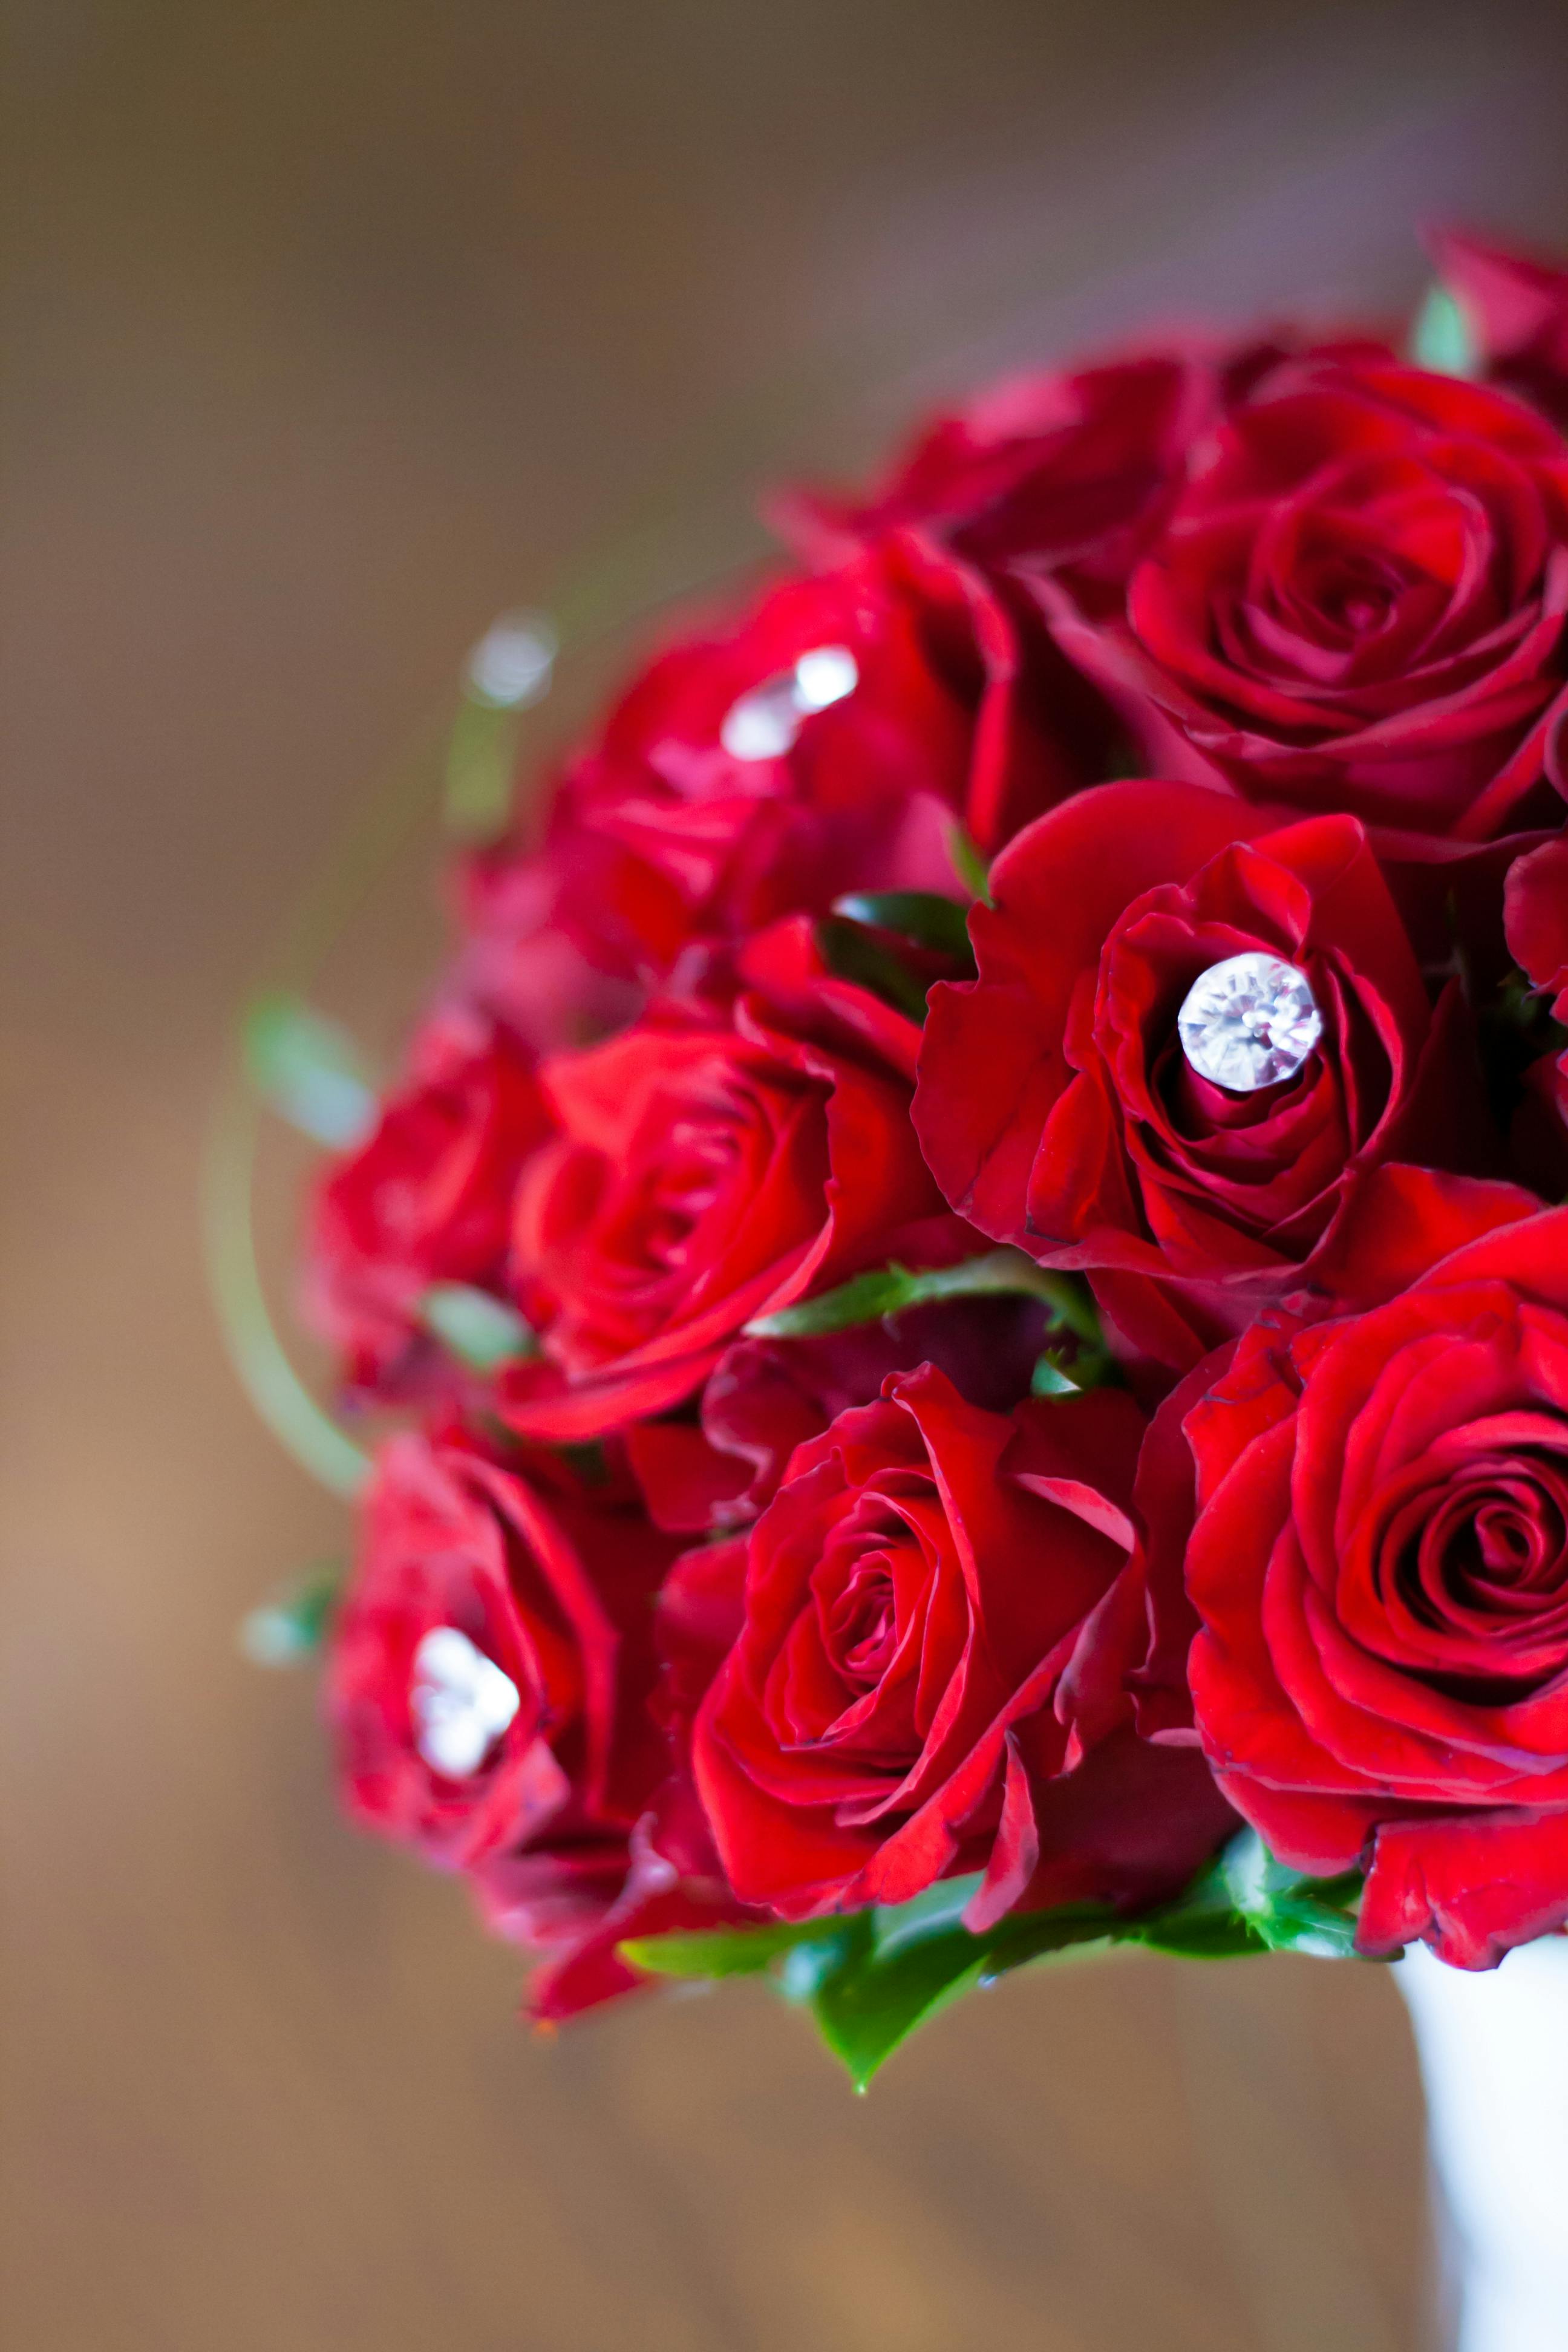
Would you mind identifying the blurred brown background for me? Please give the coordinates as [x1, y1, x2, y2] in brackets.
[7, 4, 1568, 2346]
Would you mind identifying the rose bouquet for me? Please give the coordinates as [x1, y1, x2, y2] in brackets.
[234, 224, 1568, 2088]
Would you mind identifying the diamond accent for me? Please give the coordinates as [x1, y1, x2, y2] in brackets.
[410, 1626, 521, 1779]
[1177, 952, 1322, 1094]
[719, 644, 858, 760]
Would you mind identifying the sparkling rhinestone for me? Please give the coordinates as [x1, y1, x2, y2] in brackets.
[466, 610, 558, 708]
[1177, 952, 1322, 1093]
[410, 1625, 521, 1779]
[719, 644, 858, 760]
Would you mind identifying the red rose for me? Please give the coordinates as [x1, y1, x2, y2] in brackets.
[451, 845, 641, 1054]
[475, 1812, 757, 2022]
[691, 1365, 1232, 1927]
[1179, 1167, 1568, 1968]
[1050, 358, 1568, 843]
[1427, 224, 1568, 430]
[303, 1006, 552, 1399]
[776, 351, 1216, 606]
[915, 780, 1480, 1369]
[1501, 831, 1568, 1191]
[325, 1431, 676, 1872]
[501, 923, 968, 1441]
[626, 1293, 1057, 1536]
[1506, 831, 1568, 1018]
[539, 535, 1106, 982]
[474, 1523, 765, 2021]
[779, 338, 1390, 603]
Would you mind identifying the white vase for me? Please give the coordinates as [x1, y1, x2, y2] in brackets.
[1398, 1939, 1568, 2351]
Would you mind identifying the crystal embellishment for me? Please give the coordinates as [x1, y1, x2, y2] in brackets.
[1177, 952, 1322, 1094]
[410, 1626, 522, 1779]
[466, 610, 558, 708]
[719, 644, 859, 760]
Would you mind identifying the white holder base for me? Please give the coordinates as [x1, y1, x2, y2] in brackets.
[1399, 1939, 1568, 2352]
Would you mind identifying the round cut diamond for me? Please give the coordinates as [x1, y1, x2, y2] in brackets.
[410, 1625, 521, 1779]
[1177, 952, 1322, 1094]
[719, 644, 858, 760]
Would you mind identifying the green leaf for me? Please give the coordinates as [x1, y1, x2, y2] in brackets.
[947, 822, 992, 905]
[244, 995, 376, 1147]
[421, 1282, 537, 1372]
[1410, 283, 1480, 379]
[779, 1918, 875, 2001]
[240, 1560, 344, 1665]
[811, 1896, 1119, 2090]
[621, 1829, 1365, 2091]
[1216, 1828, 1363, 1955]
[810, 1928, 991, 2087]
[620, 1915, 852, 1979]
[815, 915, 931, 1021]
[746, 1249, 1103, 1344]
[831, 891, 974, 964]
[1030, 1340, 1118, 1397]
[1132, 1849, 1264, 1958]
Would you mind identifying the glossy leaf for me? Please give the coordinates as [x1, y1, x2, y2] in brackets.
[619, 1830, 1366, 2089]
[620, 1915, 854, 1979]
[815, 914, 931, 1021]
[947, 822, 992, 905]
[831, 890, 974, 964]
[812, 1902, 1118, 2091]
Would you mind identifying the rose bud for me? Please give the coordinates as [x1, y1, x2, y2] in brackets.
[915, 779, 1487, 1371]
[1175, 1165, 1568, 1968]
[324, 1431, 677, 1874]
[303, 1005, 553, 1402]
[1047, 357, 1568, 846]
[690, 1365, 1233, 1928]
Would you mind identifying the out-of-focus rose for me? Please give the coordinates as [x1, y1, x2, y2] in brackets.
[1427, 224, 1568, 430]
[483, 1524, 769, 2020]
[691, 1365, 1232, 1926]
[1176, 1167, 1568, 1968]
[915, 780, 1483, 1370]
[325, 1431, 676, 1874]
[450, 846, 641, 1054]
[776, 351, 1217, 607]
[535, 535, 1111, 982]
[302, 1007, 554, 1400]
[501, 920, 970, 1441]
[777, 338, 1391, 601]
[1049, 359, 1568, 844]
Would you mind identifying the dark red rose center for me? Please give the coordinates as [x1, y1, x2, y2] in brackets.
[1378, 1447, 1568, 1698]
[826, 1549, 902, 1689]
[762, 1484, 950, 1779]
